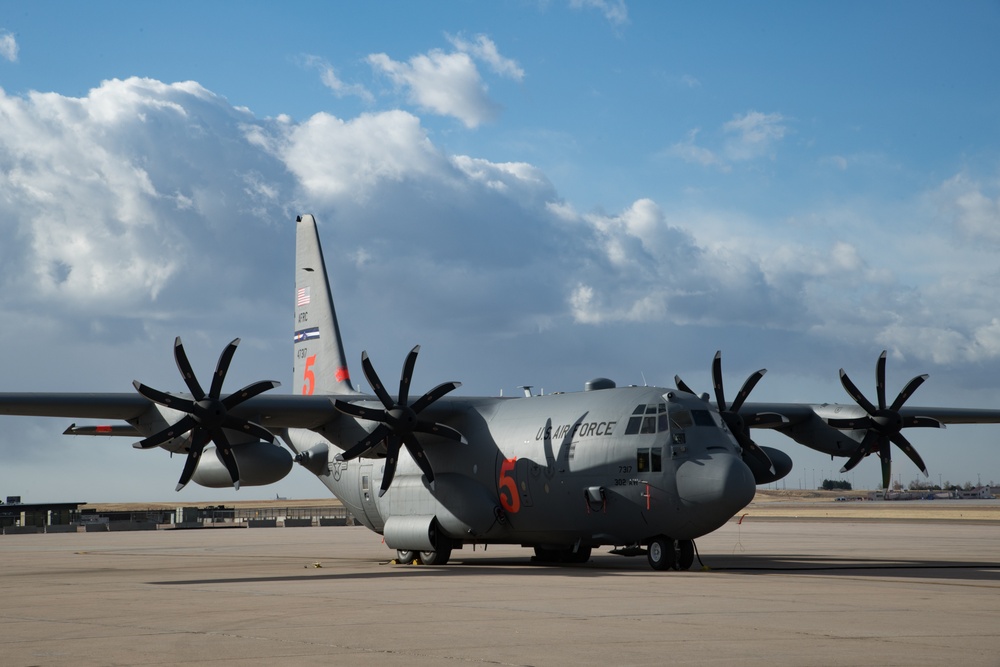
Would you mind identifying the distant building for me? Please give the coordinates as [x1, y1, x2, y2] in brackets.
[868, 486, 995, 501]
[956, 486, 995, 500]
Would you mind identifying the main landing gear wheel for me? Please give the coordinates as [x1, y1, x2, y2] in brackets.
[419, 545, 452, 566]
[419, 535, 454, 565]
[396, 549, 417, 564]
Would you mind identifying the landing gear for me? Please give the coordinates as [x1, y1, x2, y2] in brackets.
[647, 537, 676, 570]
[418, 535, 453, 565]
[396, 549, 417, 564]
[647, 537, 695, 571]
[677, 539, 695, 571]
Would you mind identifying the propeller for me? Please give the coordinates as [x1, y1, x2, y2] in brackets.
[333, 345, 464, 497]
[675, 351, 786, 475]
[828, 350, 942, 489]
[132, 337, 281, 491]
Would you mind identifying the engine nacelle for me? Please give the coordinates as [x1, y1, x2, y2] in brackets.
[191, 441, 293, 488]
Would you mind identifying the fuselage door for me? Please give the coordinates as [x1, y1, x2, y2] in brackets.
[357, 463, 385, 532]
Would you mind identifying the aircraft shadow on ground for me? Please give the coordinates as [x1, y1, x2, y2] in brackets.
[150, 553, 1000, 586]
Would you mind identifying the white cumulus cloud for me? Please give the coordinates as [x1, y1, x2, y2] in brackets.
[0, 31, 17, 62]
[367, 36, 521, 128]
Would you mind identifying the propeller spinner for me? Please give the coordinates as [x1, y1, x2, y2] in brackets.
[828, 350, 942, 490]
[132, 337, 280, 491]
[334, 345, 464, 497]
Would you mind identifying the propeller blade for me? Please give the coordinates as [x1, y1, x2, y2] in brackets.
[839, 369, 878, 416]
[889, 431, 929, 477]
[219, 418, 276, 444]
[402, 433, 435, 487]
[210, 338, 240, 399]
[878, 437, 892, 490]
[889, 374, 929, 412]
[176, 431, 209, 491]
[733, 429, 775, 474]
[730, 369, 767, 413]
[132, 381, 196, 414]
[674, 375, 696, 396]
[398, 345, 420, 407]
[214, 440, 241, 490]
[840, 431, 878, 473]
[173, 337, 206, 401]
[337, 424, 391, 461]
[221, 379, 282, 410]
[410, 381, 462, 413]
[875, 350, 887, 410]
[133, 415, 195, 450]
[712, 351, 727, 412]
[361, 351, 395, 410]
[413, 420, 466, 444]
[334, 399, 386, 422]
[378, 436, 402, 497]
[744, 440, 776, 475]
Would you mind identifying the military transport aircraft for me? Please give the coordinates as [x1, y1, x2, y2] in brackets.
[3, 214, 1000, 571]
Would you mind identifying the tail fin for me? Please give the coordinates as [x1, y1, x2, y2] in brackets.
[293, 214, 356, 396]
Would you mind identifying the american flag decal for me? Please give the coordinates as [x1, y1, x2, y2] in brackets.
[296, 287, 311, 307]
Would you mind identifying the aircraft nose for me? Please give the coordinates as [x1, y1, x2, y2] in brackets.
[674, 450, 756, 537]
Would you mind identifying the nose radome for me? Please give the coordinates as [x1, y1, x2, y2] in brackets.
[675, 451, 756, 535]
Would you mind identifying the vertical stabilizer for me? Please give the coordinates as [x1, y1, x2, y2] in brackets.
[293, 214, 356, 396]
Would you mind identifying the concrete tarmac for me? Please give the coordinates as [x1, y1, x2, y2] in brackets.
[2, 518, 999, 666]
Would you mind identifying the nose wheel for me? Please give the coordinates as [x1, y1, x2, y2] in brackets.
[647, 536, 695, 571]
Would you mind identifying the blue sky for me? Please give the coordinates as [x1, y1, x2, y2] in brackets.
[1, 1, 999, 502]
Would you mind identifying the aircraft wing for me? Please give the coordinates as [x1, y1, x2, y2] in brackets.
[0, 393, 339, 430]
[741, 402, 1000, 427]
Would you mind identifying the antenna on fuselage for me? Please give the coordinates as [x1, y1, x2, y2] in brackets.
[519, 385, 533, 397]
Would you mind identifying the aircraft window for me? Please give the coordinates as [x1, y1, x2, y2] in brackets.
[651, 447, 662, 472]
[641, 415, 656, 434]
[637, 448, 650, 472]
[628, 404, 671, 434]
[692, 410, 716, 427]
[671, 409, 693, 430]
[625, 405, 645, 435]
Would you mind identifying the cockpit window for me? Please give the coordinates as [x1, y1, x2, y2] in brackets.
[625, 403, 670, 435]
[670, 409, 694, 430]
[691, 410, 716, 427]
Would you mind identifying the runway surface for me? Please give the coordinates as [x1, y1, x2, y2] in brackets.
[3, 518, 999, 666]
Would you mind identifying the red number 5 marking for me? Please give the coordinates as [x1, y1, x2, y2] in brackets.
[498, 457, 520, 513]
[302, 355, 317, 395]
